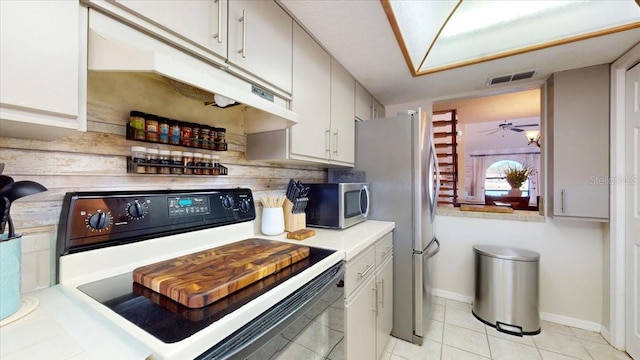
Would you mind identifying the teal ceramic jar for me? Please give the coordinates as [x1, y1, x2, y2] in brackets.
[0, 234, 21, 320]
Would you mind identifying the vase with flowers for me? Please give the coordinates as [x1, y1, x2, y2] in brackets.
[502, 163, 535, 196]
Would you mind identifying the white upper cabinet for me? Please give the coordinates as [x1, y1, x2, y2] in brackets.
[227, 0, 293, 95]
[547, 64, 609, 221]
[246, 24, 355, 167]
[290, 23, 332, 161]
[0, 1, 87, 140]
[330, 59, 356, 165]
[112, 0, 227, 62]
[355, 82, 374, 121]
[374, 99, 386, 119]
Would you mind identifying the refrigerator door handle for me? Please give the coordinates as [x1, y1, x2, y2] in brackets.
[424, 237, 441, 260]
[413, 252, 424, 339]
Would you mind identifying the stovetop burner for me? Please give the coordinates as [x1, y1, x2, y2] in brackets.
[78, 245, 335, 343]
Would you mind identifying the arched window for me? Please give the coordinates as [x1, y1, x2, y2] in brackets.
[484, 160, 530, 196]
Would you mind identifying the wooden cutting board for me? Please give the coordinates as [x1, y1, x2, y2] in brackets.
[132, 238, 310, 308]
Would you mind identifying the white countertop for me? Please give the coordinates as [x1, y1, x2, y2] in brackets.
[0, 220, 394, 360]
[260, 220, 396, 261]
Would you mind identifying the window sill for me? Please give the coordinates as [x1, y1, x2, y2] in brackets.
[435, 206, 545, 222]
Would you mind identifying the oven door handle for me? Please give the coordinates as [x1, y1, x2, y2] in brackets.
[197, 261, 345, 360]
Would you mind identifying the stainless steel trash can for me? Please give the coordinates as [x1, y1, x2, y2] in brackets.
[472, 245, 540, 336]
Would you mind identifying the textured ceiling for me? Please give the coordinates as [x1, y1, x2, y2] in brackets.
[279, 0, 640, 106]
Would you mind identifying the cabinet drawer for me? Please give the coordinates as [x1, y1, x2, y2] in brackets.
[345, 245, 376, 298]
[375, 232, 393, 265]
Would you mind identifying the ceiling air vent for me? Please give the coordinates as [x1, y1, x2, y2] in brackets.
[487, 70, 536, 86]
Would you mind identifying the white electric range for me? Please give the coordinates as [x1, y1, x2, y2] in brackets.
[54, 188, 345, 360]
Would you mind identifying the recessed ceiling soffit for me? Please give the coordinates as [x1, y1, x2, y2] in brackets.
[381, 0, 640, 77]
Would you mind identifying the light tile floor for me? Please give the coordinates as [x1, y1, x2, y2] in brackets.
[381, 297, 633, 360]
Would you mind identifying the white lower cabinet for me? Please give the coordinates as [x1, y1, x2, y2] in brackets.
[375, 256, 393, 359]
[345, 274, 377, 360]
[344, 232, 393, 360]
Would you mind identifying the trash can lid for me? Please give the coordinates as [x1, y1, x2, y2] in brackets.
[473, 245, 540, 261]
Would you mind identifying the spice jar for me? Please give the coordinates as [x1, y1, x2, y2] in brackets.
[193, 152, 203, 175]
[146, 148, 159, 174]
[212, 155, 220, 175]
[169, 120, 181, 145]
[180, 123, 192, 147]
[191, 124, 201, 148]
[158, 117, 170, 144]
[215, 127, 226, 151]
[145, 114, 159, 142]
[200, 127, 211, 149]
[131, 146, 147, 173]
[129, 111, 146, 140]
[159, 149, 171, 174]
[170, 151, 183, 174]
[182, 152, 194, 175]
[202, 154, 212, 175]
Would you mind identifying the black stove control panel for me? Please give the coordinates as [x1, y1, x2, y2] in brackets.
[57, 188, 256, 255]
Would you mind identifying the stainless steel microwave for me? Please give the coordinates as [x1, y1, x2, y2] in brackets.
[304, 183, 370, 229]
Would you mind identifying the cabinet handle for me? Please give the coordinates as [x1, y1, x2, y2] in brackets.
[213, 0, 222, 43]
[358, 263, 374, 278]
[373, 286, 378, 314]
[238, 9, 247, 58]
[561, 189, 566, 213]
[325, 129, 331, 154]
[333, 130, 339, 156]
[381, 246, 392, 258]
[378, 278, 384, 307]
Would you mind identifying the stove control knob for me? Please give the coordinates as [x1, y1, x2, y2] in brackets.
[238, 198, 251, 213]
[87, 211, 112, 231]
[127, 201, 148, 219]
[222, 195, 235, 209]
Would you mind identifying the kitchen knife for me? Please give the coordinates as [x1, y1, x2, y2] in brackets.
[286, 179, 296, 201]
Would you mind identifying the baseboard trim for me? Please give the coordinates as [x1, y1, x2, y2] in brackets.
[431, 288, 473, 304]
[432, 288, 603, 333]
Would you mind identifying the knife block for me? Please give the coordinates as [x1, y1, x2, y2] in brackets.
[283, 199, 306, 232]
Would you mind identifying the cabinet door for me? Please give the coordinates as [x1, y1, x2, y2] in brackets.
[345, 275, 377, 360]
[0, 1, 85, 139]
[290, 24, 331, 162]
[330, 59, 355, 165]
[113, 0, 227, 60]
[374, 99, 386, 119]
[376, 257, 394, 360]
[549, 65, 609, 220]
[228, 0, 292, 93]
[355, 82, 373, 121]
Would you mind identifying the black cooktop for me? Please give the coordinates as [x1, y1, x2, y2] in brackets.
[78, 245, 335, 343]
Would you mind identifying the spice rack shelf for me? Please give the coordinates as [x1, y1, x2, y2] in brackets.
[126, 124, 228, 151]
[127, 157, 228, 176]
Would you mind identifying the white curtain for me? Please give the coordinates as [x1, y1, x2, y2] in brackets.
[470, 156, 486, 200]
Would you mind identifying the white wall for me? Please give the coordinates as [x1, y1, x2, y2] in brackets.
[464, 117, 539, 151]
[433, 214, 604, 329]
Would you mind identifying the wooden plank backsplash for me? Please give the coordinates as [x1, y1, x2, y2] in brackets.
[0, 72, 328, 230]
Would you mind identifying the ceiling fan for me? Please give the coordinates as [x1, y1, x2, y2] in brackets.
[478, 120, 538, 136]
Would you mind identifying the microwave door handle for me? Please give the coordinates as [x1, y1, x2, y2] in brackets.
[361, 185, 370, 217]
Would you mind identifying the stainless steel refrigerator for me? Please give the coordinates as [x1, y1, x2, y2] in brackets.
[354, 109, 441, 344]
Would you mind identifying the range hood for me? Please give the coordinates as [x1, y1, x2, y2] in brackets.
[87, 10, 298, 133]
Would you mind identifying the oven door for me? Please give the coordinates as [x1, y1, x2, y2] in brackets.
[196, 261, 345, 360]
